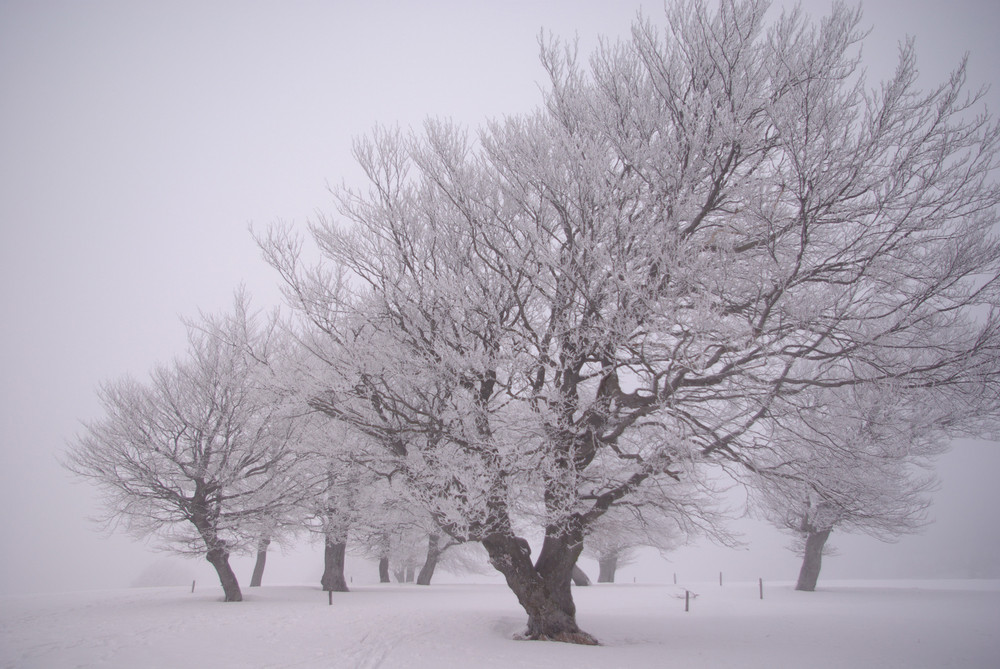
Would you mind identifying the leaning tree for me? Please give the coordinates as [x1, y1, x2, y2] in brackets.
[261, 0, 1000, 642]
[66, 297, 315, 601]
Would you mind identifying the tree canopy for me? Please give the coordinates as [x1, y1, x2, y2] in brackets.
[260, 0, 1000, 642]
[67, 296, 317, 601]
[71, 0, 1000, 641]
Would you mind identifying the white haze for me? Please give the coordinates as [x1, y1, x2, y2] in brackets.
[1, 0, 999, 596]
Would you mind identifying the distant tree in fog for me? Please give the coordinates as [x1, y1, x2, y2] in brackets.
[313, 458, 360, 593]
[582, 496, 714, 583]
[66, 296, 315, 602]
[584, 520, 640, 584]
[752, 381, 998, 591]
[349, 476, 460, 586]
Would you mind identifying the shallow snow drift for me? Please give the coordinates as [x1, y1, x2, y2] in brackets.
[2, 580, 997, 668]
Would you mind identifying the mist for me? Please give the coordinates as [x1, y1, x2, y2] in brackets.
[2, 0, 999, 597]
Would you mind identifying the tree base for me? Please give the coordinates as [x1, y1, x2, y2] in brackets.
[514, 630, 599, 645]
[206, 548, 243, 603]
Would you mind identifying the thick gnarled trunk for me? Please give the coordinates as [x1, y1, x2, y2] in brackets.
[597, 555, 618, 583]
[571, 565, 591, 586]
[378, 556, 391, 583]
[481, 528, 597, 645]
[416, 534, 441, 586]
[206, 546, 243, 602]
[321, 538, 349, 592]
[191, 504, 242, 602]
[249, 536, 270, 587]
[796, 529, 832, 592]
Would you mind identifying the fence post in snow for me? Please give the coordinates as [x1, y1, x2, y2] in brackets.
[191, 580, 195, 594]
[328, 590, 333, 606]
[685, 590, 690, 613]
[719, 571, 723, 586]
[673, 572, 677, 584]
[759, 578, 764, 600]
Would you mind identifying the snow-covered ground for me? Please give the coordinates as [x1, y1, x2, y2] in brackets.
[2, 579, 997, 668]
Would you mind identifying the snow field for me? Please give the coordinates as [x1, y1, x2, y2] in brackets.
[2, 580, 998, 668]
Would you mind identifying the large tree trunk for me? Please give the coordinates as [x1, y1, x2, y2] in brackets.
[795, 529, 832, 592]
[571, 565, 591, 586]
[206, 546, 243, 602]
[597, 554, 618, 583]
[191, 506, 242, 602]
[378, 556, 391, 583]
[469, 369, 597, 643]
[321, 538, 349, 592]
[481, 527, 597, 645]
[416, 534, 442, 586]
[249, 536, 271, 587]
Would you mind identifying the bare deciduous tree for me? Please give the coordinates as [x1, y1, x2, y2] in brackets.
[261, 0, 1000, 641]
[582, 506, 690, 584]
[752, 381, 995, 591]
[66, 297, 313, 602]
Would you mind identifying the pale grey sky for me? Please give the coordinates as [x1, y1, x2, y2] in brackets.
[2, 0, 998, 595]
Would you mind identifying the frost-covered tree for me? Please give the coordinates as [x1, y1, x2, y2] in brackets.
[246, 483, 310, 588]
[261, 0, 1000, 642]
[349, 479, 405, 583]
[753, 380, 997, 591]
[66, 298, 314, 601]
[584, 515, 640, 584]
[581, 486, 718, 583]
[348, 474, 465, 585]
[289, 427, 367, 593]
[244, 441, 322, 589]
[583, 506, 686, 583]
[310, 464, 356, 592]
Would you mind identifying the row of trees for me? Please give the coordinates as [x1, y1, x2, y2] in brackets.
[69, 0, 1000, 643]
[64, 296, 637, 598]
[64, 298, 480, 601]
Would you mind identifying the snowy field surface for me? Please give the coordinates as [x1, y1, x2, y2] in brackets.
[2, 580, 998, 668]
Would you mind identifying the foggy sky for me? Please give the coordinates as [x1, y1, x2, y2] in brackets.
[2, 0, 999, 596]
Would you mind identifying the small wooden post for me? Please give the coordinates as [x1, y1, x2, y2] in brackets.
[191, 580, 196, 593]
[685, 589, 690, 612]
[759, 578, 764, 600]
[673, 572, 677, 584]
[328, 590, 333, 606]
[719, 571, 723, 586]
